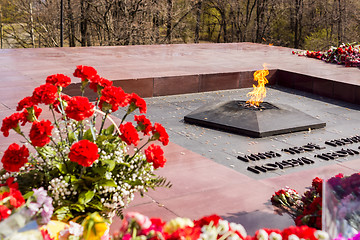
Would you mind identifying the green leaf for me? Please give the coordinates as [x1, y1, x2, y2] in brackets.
[70, 175, 83, 188]
[68, 131, 76, 144]
[83, 129, 94, 141]
[66, 162, 78, 174]
[81, 175, 101, 183]
[104, 124, 115, 135]
[98, 179, 117, 188]
[125, 179, 142, 187]
[54, 206, 73, 221]
[117, 162, 131, 168]
[102, 159, 115, 171]
[96, 135, 108, 143]
[78, 190, 95, 205]
[86, 221, 95, 240]
[87, 198, 104, 211]
[70, 203, 85, 212]
[64, 175, 71, 183]
[57, 163, 68, 174]
[23, 191, 34, 200]
[92, 167, 106, 176]
[39, 146, 56, 156]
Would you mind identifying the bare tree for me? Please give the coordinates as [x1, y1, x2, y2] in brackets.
[1, 0, 359, 49]
[194, 0, 202, 43]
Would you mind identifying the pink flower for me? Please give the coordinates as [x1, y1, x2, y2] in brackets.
[123, 212, 152, 230]
[122, 234, 132, 240]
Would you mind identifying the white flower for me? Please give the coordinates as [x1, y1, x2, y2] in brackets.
[257, 229, 269, 240]
[269, 232, 282, 240]
[227, 233, 241, 240]
[105, 172, 112, 179]
[68, 221, 84, 236]
[288, 234, 300, 240]
[199, 226, 218, 240]
[314, 230, 329, 240]
[229, 222, 247, 238]
[217, 220, 230, 235]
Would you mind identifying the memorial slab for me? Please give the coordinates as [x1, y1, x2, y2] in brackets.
[184, 100, 326, 137]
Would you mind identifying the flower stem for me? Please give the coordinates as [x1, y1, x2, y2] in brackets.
[128, 138, 151, 162]
[218, 232, 232, 240]
[99, 112, 109, 134]
[50, 105, 65, 143]
[49, 136, 69, 171]
[18, 131, 47, 162]
[120, 113, 128, 125]
[79, 166, 86, 179]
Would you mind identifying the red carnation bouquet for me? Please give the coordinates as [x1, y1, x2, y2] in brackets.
[271, 177, 323, 229]
[292, 42, 360, 67]
[0, 66, 171, 221]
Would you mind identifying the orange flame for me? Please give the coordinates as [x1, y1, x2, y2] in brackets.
[246, 64, 269, 107]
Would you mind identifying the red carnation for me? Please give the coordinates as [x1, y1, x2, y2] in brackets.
[22, 106, 42, 124]
[32, 84, 58, 105]
[282, 226, 316, 240]
[134, 115, 152, 135]
[65, 96, 94, 121]
[150, 218, 166, 228]
[0, 177, 19, 189]
[68, 140, 99, 167]
[1, 112, 25, 137]
[120, 122, 139, 146]
[29, 120, 54, 147]
[144, 144, 166, 169]
[167, 226, 201, 240]
[194, 214, 222, 227]
[99, 86, 128, 112]
[2, 188, 25, 208]
[294, 215, 304, 227]
[98, 77, 112, 88]
[0, 205, 11, 221]
[89, 75, 113, 92]
[46, 74, 71, 88]
[1, 143, 29, 172]
[53, 95, 71, 114]
[17, 96, 36, 111]
[128, 93, 147, 113]
[152, 123, 169, 146]
[73, 65, 97, 81]
[312, 177, 323, 194]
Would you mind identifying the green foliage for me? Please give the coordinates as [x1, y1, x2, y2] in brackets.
[304, 28, 337, 51]
[269, 15, 293, 47]
[202, 5, 221, 42]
